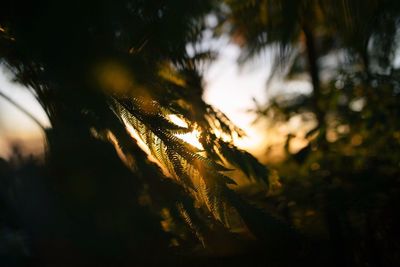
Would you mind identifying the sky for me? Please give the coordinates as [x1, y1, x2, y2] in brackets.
[203, 43, 273, 154]
[0, 66, 50, 158]
[0, 44, 273, 159]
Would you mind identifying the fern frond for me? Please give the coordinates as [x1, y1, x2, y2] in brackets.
[216, 140, 270, 185]
[176, 202, 206, 247]
[110, 93, 279, 239]
[205, 105, 246, 139]
[166, 148, 196, 190]
[112, 97, 241, 224]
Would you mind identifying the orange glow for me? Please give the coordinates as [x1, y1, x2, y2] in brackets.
[158, 64, 186, 87]
[176, 130, 203, 150]
[95, 62, 134, 94]
[167, 114, 203, 150]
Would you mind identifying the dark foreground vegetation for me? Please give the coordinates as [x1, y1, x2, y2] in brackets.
[1, 1, 400, 266]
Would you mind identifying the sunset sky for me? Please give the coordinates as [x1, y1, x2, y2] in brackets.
[0, 66, 50, 158]
[0, 43, 290, 160]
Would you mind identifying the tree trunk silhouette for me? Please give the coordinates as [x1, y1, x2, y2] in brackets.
[302, 23, 324, 128]
[302, 22, 353, 267]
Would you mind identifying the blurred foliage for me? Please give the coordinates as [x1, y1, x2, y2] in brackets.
[220, 0, 400, 266]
